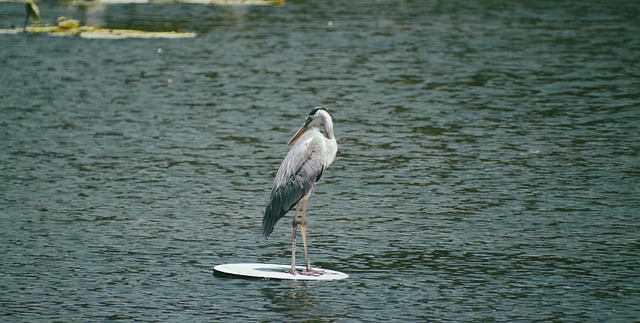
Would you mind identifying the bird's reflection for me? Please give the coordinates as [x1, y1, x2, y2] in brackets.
[260, 281, 336, 321]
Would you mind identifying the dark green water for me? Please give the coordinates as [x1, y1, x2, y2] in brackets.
[1, 0, 639, 321]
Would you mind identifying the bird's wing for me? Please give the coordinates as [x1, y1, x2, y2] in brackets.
[262, 136, 325, 238]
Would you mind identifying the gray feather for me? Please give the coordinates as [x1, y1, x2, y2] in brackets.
[262, 135, 325, 238]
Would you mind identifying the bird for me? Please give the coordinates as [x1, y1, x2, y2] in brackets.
[262, 107, 337, 275]
[24, 0, 40, 30]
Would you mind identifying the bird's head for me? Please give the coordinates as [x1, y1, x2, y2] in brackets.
[287, 107, 334, 146]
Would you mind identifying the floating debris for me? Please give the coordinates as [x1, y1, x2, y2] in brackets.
[80, 28, 197, 39]
[57, 16, 80, 29]
[4, 23, 196, 39]
[9, 0, 196, 39]
[25, 25, 196, 38]
[11, 0, 198, 39]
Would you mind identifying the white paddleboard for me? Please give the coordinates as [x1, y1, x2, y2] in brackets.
[214, 263, 348, 281]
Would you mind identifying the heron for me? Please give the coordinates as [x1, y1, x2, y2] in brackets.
[24, 0, 40, 30]
[262, 107, 337, 275]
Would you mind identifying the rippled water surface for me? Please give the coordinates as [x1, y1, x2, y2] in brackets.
[2, 0, 640, 321]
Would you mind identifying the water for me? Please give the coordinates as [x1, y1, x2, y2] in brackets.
[1, 0, 640, 321]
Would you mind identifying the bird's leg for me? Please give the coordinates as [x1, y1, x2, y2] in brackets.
[300, 197, 324, 276]
[290, 201, 301, 275]
[300, 198, 324, 276]
[300, 197, 311, 273]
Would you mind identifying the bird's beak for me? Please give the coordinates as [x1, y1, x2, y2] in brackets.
[287, 122, 310, 146]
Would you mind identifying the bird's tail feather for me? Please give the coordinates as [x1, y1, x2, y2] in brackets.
[262, 203, 284, 238]
[262, 190, 303, 238]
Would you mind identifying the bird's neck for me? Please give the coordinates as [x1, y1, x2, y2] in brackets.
[323, 123, 334, 140]
[319, 114, 335, 140]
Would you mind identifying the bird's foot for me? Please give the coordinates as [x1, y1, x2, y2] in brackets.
[300, 269, 325, 276]
[289, 268, 299, 275]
